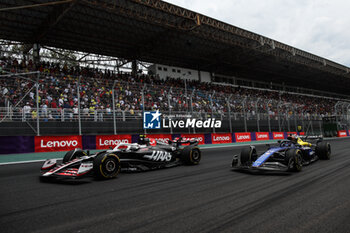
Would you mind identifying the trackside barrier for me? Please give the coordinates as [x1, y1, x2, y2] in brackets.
[0, 131, 346, 155]
[338, 130, 348, 137]
[35, 135, 82, 153]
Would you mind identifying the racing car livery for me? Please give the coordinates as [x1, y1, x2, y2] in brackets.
[41, 136, 201, 180]
[231, 135, 331, 172]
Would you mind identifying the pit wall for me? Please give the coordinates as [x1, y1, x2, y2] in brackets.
[1, 131, 349, 155]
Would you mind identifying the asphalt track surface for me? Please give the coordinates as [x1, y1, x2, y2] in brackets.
[1, 138, 350, 233]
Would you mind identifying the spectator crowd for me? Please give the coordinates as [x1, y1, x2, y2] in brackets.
[0, 57, 339, 121]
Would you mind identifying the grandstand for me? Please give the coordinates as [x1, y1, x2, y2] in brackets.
[0, 0, 349, 136]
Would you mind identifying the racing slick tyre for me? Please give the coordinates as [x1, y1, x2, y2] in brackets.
[63, 149, 86, 163]
[285, 149, 302, 172]
[316, 141, 331, 160]
[93, 153, 121, 179]
[240, 147, 257, 166]
[180, 146, 201, 165]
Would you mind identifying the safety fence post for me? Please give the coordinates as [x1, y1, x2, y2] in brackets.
[277, 101, 282, 132]
[243, 97, 247, 132]
[167, 87, 173, 134]
[36, 72, 40, 136]
[255, 98, 261, 132]
[228, 94, 233, 133]
[210, 91, 216, 133]
[77, 76, 82, 135]
[142, 84, 146, 135]
[112, 80, 117, 135]
[191, 89, 195, 134]
[267, 100, 272, 132]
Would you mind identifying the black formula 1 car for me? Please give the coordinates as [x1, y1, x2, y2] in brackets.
[40, 136, 201, 180]
[231, 135, 331, 172]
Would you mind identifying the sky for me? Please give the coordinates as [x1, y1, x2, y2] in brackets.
[164, 0, 350, 67]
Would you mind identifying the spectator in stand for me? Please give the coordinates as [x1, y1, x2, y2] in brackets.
[0, 56, 340, 120]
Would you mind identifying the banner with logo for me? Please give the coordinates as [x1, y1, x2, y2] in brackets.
[181, 134, 205, 145]
[273, 132, 285, 140]
[96, 135, 132, 150]
[255, 132, 270, 141]
[146, 134, 172, 144]
[338, 130, 347, 137]
[211, 133, 232, 144]
[35, 135, 82, 152]
[235, 132, 251, 142]
[287, 132, 297, 136]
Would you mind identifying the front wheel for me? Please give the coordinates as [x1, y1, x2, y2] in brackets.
[180, 146, 201, 165]
[316, 141, 331, 160]
[240, 147, 257, 166]
[285, 149, 302, 172]
[93, 153, 121, 179]
[63, 149, 86, 163]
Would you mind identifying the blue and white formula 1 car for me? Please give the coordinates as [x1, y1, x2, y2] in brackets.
[231, 135, 331, 172]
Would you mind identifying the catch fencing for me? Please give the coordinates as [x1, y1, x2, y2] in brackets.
[0, 71, 349, 136]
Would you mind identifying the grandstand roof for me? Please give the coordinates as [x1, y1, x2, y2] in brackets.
[1, 0, 350, 94]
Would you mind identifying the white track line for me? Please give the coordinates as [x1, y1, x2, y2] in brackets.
[0, 158, 62, 166]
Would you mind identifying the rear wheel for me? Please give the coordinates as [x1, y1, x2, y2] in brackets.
[180, 147, 201, 165]
[63, 149, 86, 163]
[285, 149, 302, 172]
[316, 141, 331, 160]
[93, 153, 121, 179]
[240, 147, 257, 166]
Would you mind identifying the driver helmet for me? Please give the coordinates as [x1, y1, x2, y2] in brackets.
[139, 135, 150, 145]
[287, 134, 298, 143]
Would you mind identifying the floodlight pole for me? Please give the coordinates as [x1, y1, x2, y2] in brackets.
[36, 72, 40, 136]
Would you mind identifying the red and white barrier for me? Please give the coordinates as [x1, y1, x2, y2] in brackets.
[35, 135, 82, 152]
[181, 134, 205, 145]
[96, 135, 132, 150]
[235, 132, 251, 142]
[255, 132, 269, 141]
[272, 132, 284, 140]
[211, 133, 232, 144]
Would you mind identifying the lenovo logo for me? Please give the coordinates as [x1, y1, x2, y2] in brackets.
[237, 135, 250, 140]
[213, 136, 230, 141]
[40, 140, 78, 148]
[152, 138, 171, 143]
[99, 139, 130, 146]
[182, 137, 203, 142]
